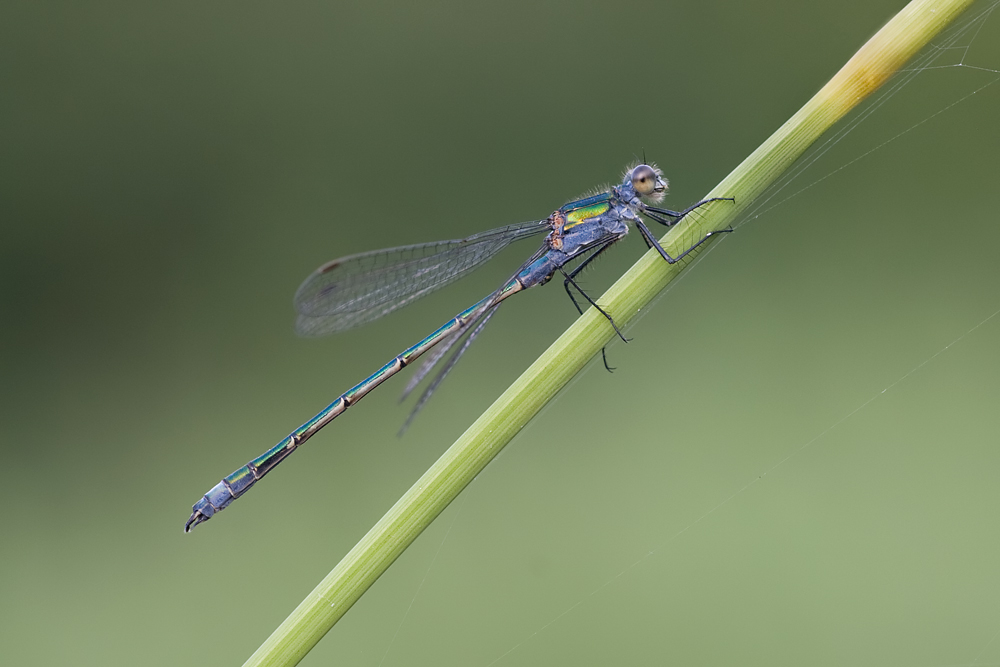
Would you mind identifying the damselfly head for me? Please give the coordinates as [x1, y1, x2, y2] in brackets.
[628, 164, 667, 203]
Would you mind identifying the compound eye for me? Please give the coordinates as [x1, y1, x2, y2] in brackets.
[631, 165, 658, 196]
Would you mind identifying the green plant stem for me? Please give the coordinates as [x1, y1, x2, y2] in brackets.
[243, 1, 976, 664]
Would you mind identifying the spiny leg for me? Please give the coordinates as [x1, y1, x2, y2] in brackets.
[560, 261, 629, 345]
[561, 241, 622, 372]
[635, 219, 733, 265]
[643, 197, 736, 227]
[639, 196, 735, 262]
[561, 240, 617, 316]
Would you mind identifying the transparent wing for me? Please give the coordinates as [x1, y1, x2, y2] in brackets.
[294, 220, 547, 336]
[398, 302, 501, 435]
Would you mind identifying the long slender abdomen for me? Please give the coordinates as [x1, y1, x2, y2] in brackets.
[184, 280, 525, 531]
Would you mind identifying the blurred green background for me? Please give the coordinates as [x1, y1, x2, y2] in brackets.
[3, 1, 999, 665]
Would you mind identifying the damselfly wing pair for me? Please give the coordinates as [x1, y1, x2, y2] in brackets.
[185, 163, 732, 531]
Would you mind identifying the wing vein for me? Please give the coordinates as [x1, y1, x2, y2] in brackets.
[294, 221, 547, 336]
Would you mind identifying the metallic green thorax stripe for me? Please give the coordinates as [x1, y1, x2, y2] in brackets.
[560, 193, 612, 231]
[564, 202, 609, 229]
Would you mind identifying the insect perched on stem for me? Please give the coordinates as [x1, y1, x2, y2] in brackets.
[185, 163, 733, 531]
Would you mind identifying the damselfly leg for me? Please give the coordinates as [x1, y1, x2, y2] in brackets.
[638, 197, 736, 264]
[560, 240, 623, 372]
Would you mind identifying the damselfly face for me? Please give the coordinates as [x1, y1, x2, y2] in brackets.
[626, 164, 668, 203]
